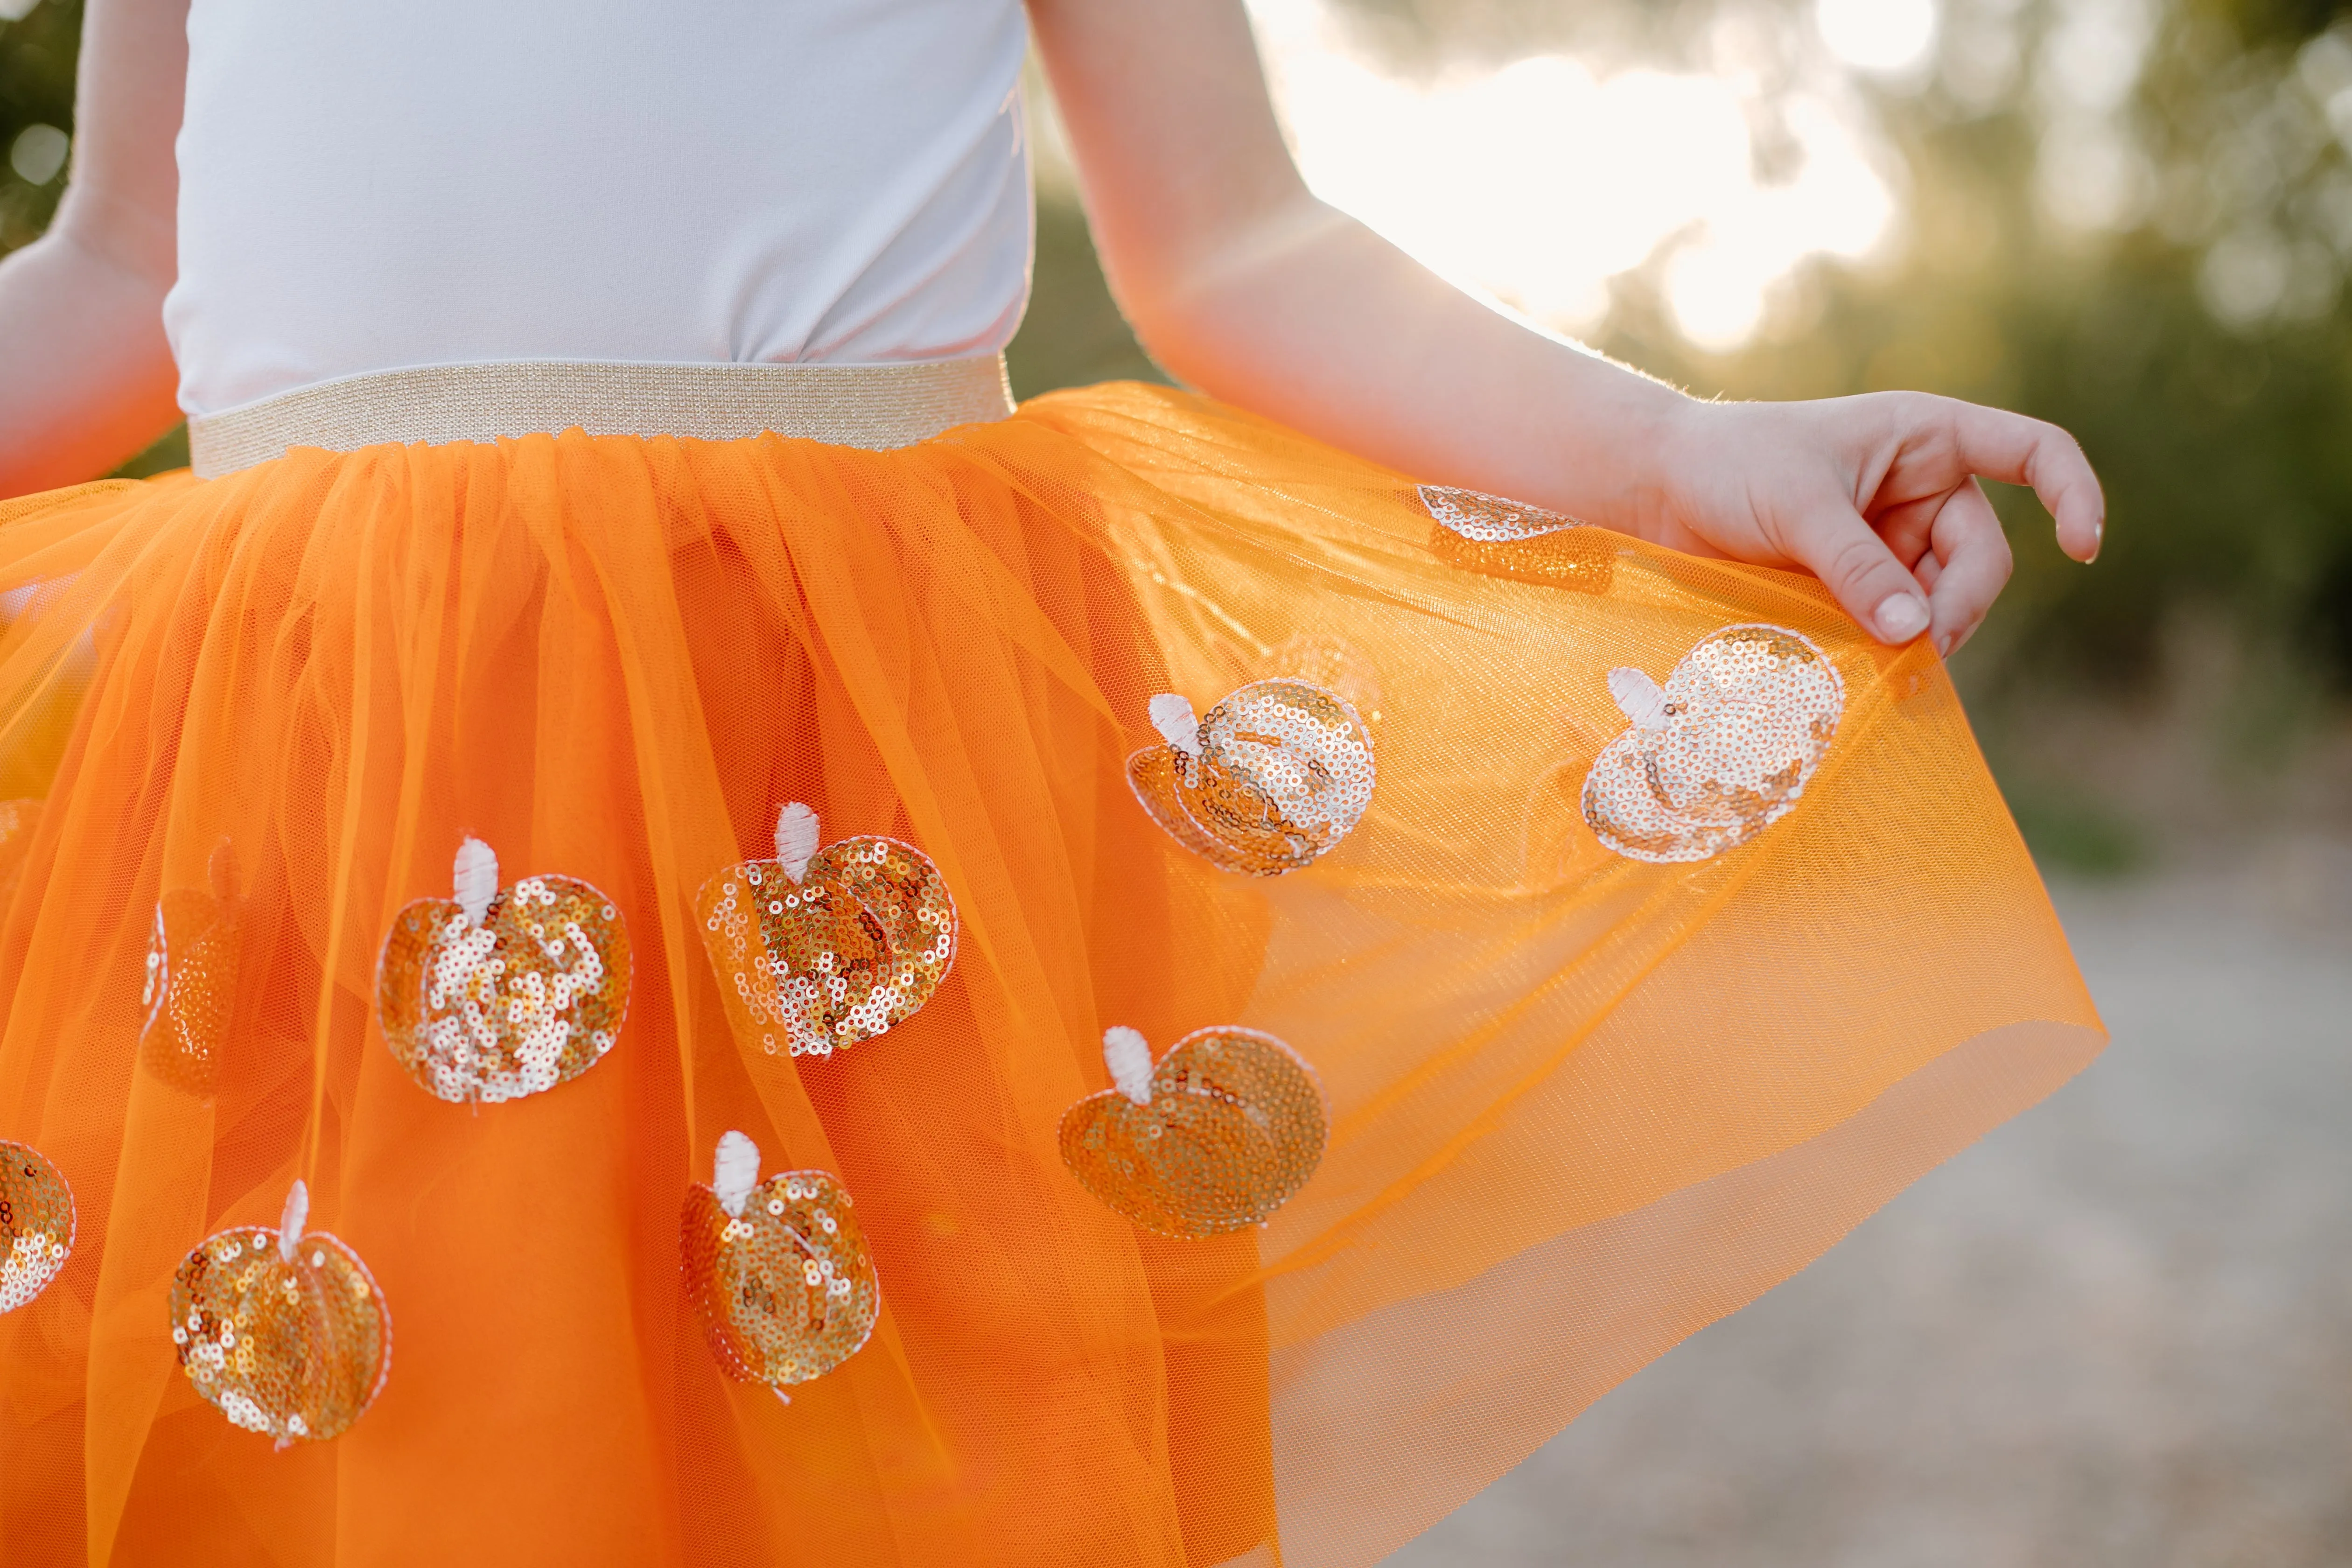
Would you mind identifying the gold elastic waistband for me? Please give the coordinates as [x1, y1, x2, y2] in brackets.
[187, 355, 1017, 478]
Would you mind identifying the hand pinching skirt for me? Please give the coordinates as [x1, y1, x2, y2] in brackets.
[0, 380, 2103, 1567]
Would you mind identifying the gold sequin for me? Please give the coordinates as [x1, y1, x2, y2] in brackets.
[0, 1141, 73, 1315]
[1429, 525, 1618, 595]
[1582, 623, 1845, 864]
[377, 865, 632, 1105]
[171, 1195, 390, 1444]
[695, 819, 956, 1058]
[682, 1153, 879, 1391]
[1127, 680, 1376, 876]
[140, 889, 241, 1096]
[1059, 1027, 1328, 1238]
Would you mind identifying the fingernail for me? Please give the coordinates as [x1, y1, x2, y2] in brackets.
[1873, 593, 1930, 642]
[2088, 519, 2103, 563]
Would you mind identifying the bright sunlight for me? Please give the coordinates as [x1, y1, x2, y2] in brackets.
[1246, 0, 1905, 352]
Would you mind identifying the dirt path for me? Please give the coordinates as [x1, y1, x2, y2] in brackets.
[1391, 857, 2352, 1566]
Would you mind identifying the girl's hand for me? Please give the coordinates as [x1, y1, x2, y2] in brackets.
[1033, 0, 2105, 656]
[1646, 393, 2105, 657]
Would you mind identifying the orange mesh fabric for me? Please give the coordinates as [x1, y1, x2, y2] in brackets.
[0, 383, 2102, 1567]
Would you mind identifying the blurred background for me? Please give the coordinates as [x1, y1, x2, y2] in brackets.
[6, 0, 2351, 1560]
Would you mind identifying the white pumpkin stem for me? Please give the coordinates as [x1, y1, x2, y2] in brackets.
[1103, 1026, 1155, 1106]
[452, 837, 499, 928]
[1607, 667, 1669, 730]
[207, 837, 239, 901]
[713, 1130, 762, 1219]
[1148, 694, 1201, 758]
[774, 803, 820, 884]
[278, 1180, 308, 1263]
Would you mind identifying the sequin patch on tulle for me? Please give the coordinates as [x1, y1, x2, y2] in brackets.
[1419, 488, 1616, 595]
[1581, 623, 1845, 864]
[1261, 633, 1386, 747]
[1127, 681, 1376, 876]
[1417, 484, 1585, 543]
[1059, 1027, 1328, 1238]
[682, 1135, 879, 1392]
[0, 1141, 73, 1314]
[172, 1185, 390, 1445]
[141, 889, 241, 1096]
[696, 806, 957, 1057]
[376, 840, 631, 1104]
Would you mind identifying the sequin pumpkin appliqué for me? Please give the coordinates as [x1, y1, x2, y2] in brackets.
[682, 1132, 879, 1394]
[142, 897, 240, 1096]
[172, 1182, 390, 1445]
[1127, 680, 1376, 876]
[1418, 484, 1616, 595]
[1060, 1026, 1329, 1238]
[0, 1141, 73, 1314]
[140, 841, 248, 1095]
[1417, 484, 1585, 543]
[376, 838, 631, 1105]
[696, 804, 956, 1058]
[1581, 623, 1845, 864]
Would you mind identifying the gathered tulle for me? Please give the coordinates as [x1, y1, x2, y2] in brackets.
[0, 383, 2101, 1567]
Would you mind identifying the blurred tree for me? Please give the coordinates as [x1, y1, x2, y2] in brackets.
[1006, 196, 1168, 400]
[0, 0, 75, 254]
[1284, 0, 2352, 707]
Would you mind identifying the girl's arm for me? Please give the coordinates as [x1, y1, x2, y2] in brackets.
[0, 0, 189, 498]
[1028, 0, 2104, 654]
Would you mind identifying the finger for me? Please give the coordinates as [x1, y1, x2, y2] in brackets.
[1873, 492, 1941, 570]
[1922, 478, 2012, 656]
[1912, 548, 1944, 594]
[1947, 401, 2105, 564]
[1784, 502, 1933, 644]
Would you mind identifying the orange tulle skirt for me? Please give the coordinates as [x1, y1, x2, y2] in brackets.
[0, 383, 2103, 1566]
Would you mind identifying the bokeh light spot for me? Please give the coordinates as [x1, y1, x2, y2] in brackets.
[8, 124, 65, 186]
[1817, 0, 1939, 75]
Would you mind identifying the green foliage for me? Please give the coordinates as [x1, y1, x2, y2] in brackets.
[0, 0, 76, 254]
[1007, 196, 1169, 402]
[115, 424, 187, 476]
[2006, 778, 2154, 874]
[2200, 0, 2352, 49]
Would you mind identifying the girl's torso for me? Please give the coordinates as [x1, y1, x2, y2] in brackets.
[165, 0, 1034, 417]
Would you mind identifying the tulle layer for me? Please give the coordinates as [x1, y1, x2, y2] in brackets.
[0, 383, 2103, 1567]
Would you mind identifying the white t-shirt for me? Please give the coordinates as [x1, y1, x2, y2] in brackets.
[164, 0, 1034, 417]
